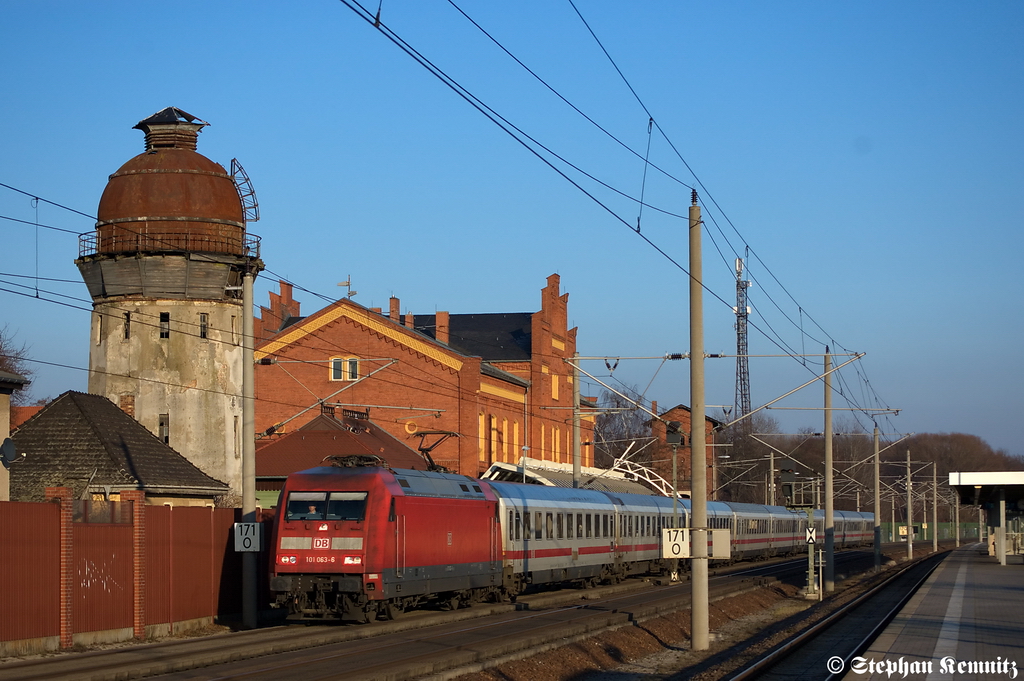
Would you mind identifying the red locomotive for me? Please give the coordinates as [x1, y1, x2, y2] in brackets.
[270, 460, 504, 621]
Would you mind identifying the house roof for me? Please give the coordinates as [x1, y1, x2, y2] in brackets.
[481, 362, 530, 388]
[10, 391, 229, 501]
[657, 404, 725, 428]
[256, 298, 465, 371]
[256, 411, 427, 478]
[0, 369, 29, 392]
[10, 405, 42, 430]
[416, 312, 533, 361]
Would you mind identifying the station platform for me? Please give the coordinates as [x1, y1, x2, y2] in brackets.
[844, 543, 1023, 680]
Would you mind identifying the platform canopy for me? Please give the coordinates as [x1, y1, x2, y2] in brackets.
[949, 471, 1024, 508]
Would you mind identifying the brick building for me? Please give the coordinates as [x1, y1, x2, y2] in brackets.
[253, 274, 594, 477]
[649, 404, 720, 499]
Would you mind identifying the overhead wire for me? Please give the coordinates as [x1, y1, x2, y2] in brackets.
[4, 0, 901, 423]
[563, 0, 894, 419]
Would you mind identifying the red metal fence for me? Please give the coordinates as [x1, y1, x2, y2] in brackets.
[73, 523, 134, 634]
[0, 502, 60, 642]
[0, 489, 255, 652]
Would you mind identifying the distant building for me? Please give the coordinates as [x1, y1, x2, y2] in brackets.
[649, 405, 720, 499]
[0, 369, 29, 501]
[10, 391, 228, 505]
[254, 274, 594, 477]
[75, 108, 262, 495]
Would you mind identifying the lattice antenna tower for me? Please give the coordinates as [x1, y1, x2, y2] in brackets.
[733, 254, 752, 425]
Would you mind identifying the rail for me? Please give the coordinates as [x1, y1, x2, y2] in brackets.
[78, 230, 261, 259]
[725, 550, 948, 681]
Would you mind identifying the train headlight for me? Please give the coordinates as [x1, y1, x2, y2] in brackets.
[279, 555, 297, 565]
[343, 555, 363, 565]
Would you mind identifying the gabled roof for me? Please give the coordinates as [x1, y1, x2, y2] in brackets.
[10, 391, 228, 501]
[256, 298, 464, 371]
[416, 312, 533, 361]
[657, 404, 725, 428]
[256, 411, 427, 478]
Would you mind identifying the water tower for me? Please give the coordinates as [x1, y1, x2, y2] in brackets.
[76, 107, 263, 496]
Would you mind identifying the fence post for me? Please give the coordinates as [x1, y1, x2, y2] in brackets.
[44, 487, 74, 649]
[121, 490, 146, 640]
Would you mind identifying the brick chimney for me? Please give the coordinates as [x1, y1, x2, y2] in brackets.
[404, 312, 414, 329]
[389, 297, 400, 322]
[436, 311, 450, 345]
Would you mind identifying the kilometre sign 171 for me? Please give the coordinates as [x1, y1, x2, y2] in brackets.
[662, 528, 688, 558]
[234, 522, 261, 552]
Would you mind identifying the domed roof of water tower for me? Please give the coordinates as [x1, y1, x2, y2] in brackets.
[96, 107, 245, 256]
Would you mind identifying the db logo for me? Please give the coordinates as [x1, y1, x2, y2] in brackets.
[313, 537, 330, 550]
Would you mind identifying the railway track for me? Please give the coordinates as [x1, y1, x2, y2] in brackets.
[0, 547, 910, 681]
[0, 550, 844, 681]
[724, 549, 950, 681]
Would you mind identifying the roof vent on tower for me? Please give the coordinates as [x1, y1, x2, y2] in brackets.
[133, 107, 208, 151]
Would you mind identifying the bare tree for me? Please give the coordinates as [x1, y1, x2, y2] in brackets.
[593, 386, 653, 468]
[713, 410, 781, 503]
[0, 325, 34, 405]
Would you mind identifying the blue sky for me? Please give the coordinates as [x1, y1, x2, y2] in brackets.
[2, 2, 1022, 456]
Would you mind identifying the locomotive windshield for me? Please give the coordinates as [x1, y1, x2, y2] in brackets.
[326, 492, 369, 521]
[284, 491, 368, 521]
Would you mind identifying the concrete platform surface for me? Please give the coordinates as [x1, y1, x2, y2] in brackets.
[842, 543, 1024, 680]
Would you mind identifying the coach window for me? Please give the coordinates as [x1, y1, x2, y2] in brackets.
[556, 513, 563, 539]
[566, 513, 574, 539]
[514, 511, 521, 541]
[535, 512, 543, 540]
[603, 514, 609, 537]
[576, 513, 584, 539]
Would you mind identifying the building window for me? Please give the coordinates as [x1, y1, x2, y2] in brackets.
[552, 374, 559, 401]
[199, 313, 209, 339]
[123, 312, 131, 341]
[330, 357, 359, 381]
[158, 414, 170, 445]
[159, 312, 170, 339]
[479, 412, 486, 462]
[489, 415, 498, 463]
